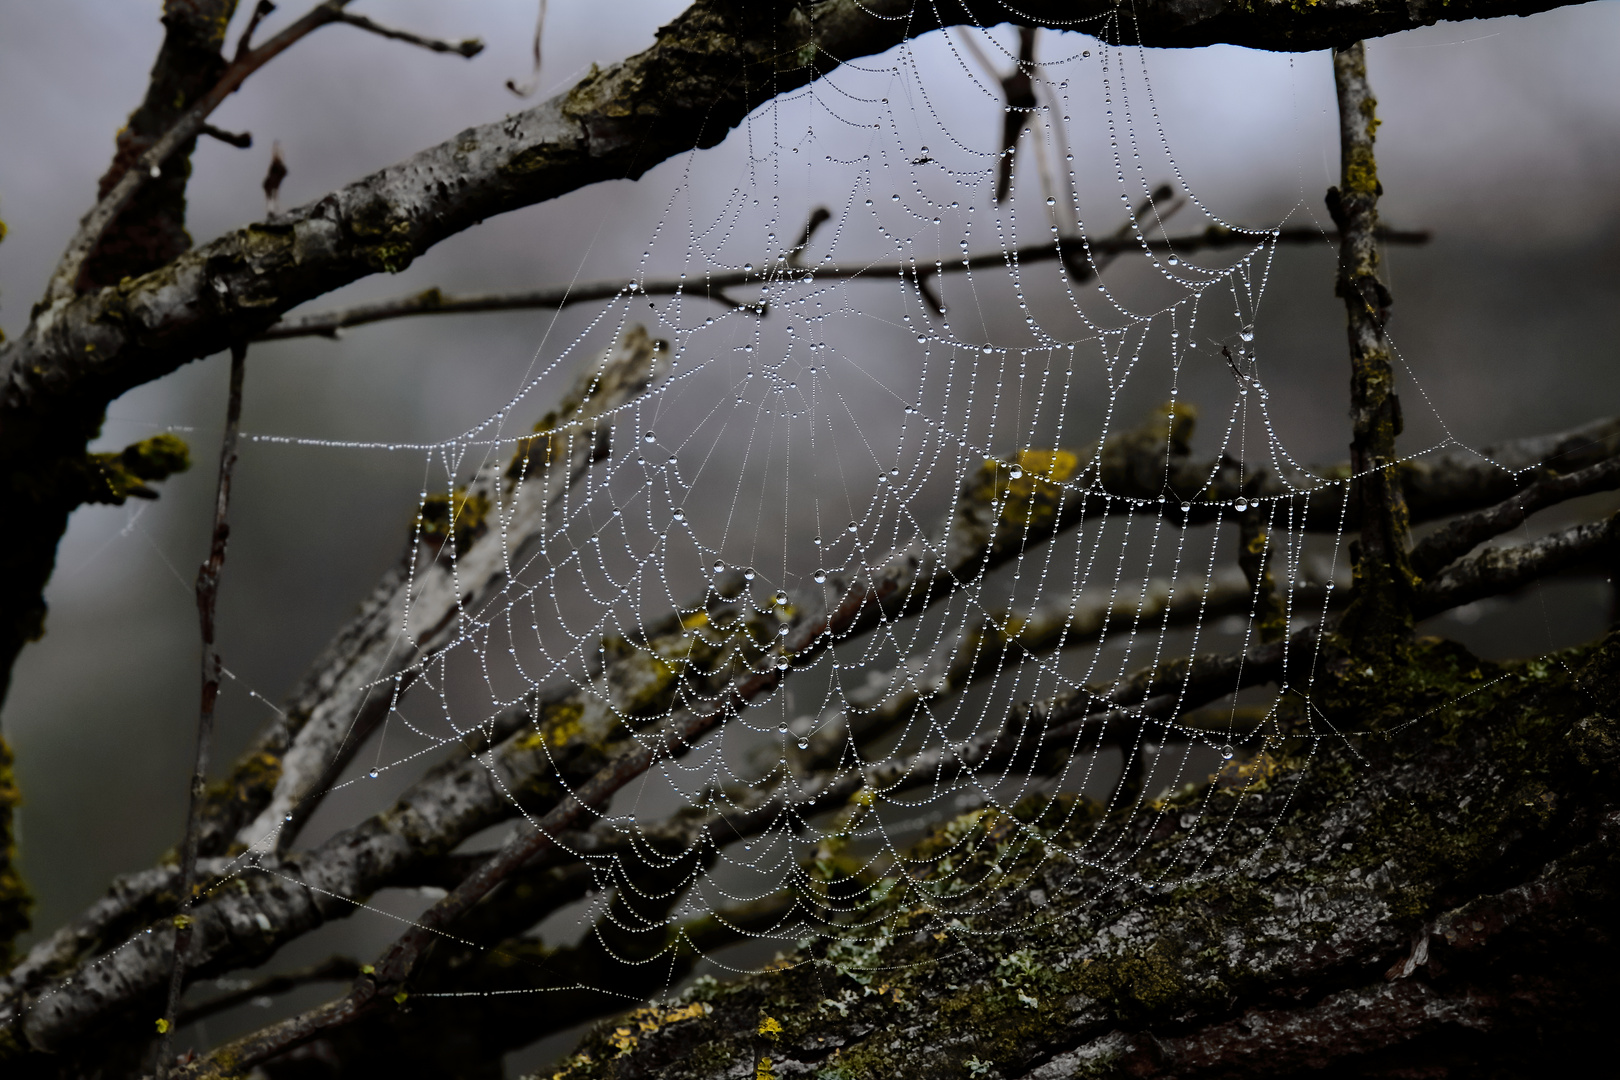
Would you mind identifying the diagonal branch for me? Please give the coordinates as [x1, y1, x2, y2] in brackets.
[1409, 454, 1620, 580]
[1414, 515, 1620, 621]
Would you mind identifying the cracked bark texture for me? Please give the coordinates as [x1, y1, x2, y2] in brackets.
[538, 632, 1620, 1080]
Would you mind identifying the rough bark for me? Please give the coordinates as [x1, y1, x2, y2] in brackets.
[536, 632, 1620, 1080]
[1330, 41, 1415, 654]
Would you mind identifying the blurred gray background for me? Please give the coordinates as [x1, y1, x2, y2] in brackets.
[2, 1, 1617, 1072]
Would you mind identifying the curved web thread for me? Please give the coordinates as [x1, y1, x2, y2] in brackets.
[155, 23, 1479, 1022]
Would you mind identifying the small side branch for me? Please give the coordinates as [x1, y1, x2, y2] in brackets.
[158, 342, 248, 1074]
[335, 11, 484, 57]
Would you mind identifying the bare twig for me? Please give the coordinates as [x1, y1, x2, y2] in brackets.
[157, 341, 247, 1075]
[1410, 454, 1620, 579]
[506, 0, 548, 96]
[255, 223, 1429, 341]
[335, 11, 483, 58]
[199, 124, 252, 149]
[234, 1, 278, 61]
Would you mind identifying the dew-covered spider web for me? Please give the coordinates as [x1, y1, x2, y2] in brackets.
[38, 16, 1542, 1049]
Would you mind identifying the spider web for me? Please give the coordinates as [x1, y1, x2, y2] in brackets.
[34, 14, 1532, 1061]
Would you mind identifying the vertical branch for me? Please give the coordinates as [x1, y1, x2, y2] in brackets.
[1328, 42, 1415, 654]
[156, 342, 248, 1074]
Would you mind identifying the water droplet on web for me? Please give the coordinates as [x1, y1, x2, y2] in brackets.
[775, 591, 788, 605]
[1167, 255, 1179, 266]
[1221, 745, 1235, 760]
[777, 657, 790, 670]
[744, 263, 753, 272]
[672, 510, 685, 522]
[713, 560, 725, 573]
[744, 568, 756, 580]
[1180, 501, 1192, 512]
[798, 739, 808, 750]
[847, 521, 858, 533]
[814, 570, 826, 583]
[644, 432, 656, 444]
[1234, 499, 1249, 512]
[369, 769, 379, 779]
[1009, 465, 1023, 479]
[1239, 326, 1255, 343]
[778, 725, 787, 735]
[1046, 197, 1056, 206]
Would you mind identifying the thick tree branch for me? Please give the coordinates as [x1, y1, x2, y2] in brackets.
[537, 635, 1620, 1080]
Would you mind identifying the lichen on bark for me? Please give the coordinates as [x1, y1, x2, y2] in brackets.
[536, 631, 1620, 1079]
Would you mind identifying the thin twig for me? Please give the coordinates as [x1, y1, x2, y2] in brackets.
[335, 11, 484, 57]
[198, 124, 252, 149]
[255, 223, 1429, 342]
[157, 341, 247, 1075]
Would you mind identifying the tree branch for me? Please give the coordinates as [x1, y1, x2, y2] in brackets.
[535, 634, 1620, 1080]
[1410, 453, 1620, 579]
[254, 223, 1428, 341]
[1331, 40, 1415, 654]
[1415, 515, 1620, 621]
[334, 11, 483, 58]
[157, 341, 248, 1073]
[252, 327, 668, 853]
